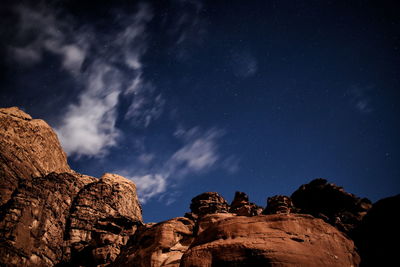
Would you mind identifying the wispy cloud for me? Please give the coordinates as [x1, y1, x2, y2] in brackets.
[9, 4, 164, 157]
[122, 127, 237, 203]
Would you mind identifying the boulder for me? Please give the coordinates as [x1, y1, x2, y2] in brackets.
[291, 178, 372, 233]
[0, 107, 71, 205]
[180, 214, 360, 267]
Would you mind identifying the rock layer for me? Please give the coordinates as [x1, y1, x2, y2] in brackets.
[180, 214, 360, 267]
[0, 107, 71, 205]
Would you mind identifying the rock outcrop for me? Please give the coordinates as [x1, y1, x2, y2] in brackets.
[291, 178, 372, 234]
[114, 217, 194, 267]
[0, 107, 71, 205]
[186, 192, 229, 219]
[263, 195, 295, 215]
[180, 214, 360, 267]
[0, 108, 143, 267]
[229, 191, 263, 216]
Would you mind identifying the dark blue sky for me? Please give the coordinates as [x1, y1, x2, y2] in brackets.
[1, 0, 399, 222]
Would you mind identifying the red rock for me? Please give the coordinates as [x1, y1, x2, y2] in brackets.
[263, 195, 296, 215]
[114, 217, 195, 267]
[0, 107, 71, 205]
[188, 192, 229, 218]
[180, 214, 360, 267]
[229, 191, 263, 216]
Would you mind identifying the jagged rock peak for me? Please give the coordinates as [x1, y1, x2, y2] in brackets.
[229, 191, 263, 216]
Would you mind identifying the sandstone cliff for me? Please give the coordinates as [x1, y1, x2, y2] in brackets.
[0, 107, 395, 266]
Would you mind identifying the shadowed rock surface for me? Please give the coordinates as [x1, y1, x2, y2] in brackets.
[0, 107, 71, 205]
[352, 194, 400, 266]
[291, 178, 372, 234]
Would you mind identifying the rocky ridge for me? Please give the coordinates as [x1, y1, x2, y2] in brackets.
[0, 107, 396, 266]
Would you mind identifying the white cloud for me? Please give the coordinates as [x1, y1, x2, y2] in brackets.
[122, 127, 235, 203]
[131, 174, 167, 203]
[10, 4, 165, 157]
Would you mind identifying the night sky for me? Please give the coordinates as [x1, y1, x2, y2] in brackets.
[0, 0, 399, 222]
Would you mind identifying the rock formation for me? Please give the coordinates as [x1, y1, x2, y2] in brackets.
[114, 217, 194, 267]
[263, 195, 295, 215]
[229, 191, 263, 216]
[181, 214, 360, 267]
[291, 178, 372, 234]
[0, 107, 395, 267]
[0, 107, 143, 267]
[0, 107, 71, 205]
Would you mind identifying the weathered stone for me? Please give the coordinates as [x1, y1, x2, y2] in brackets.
[180, 214, 360, 267]
[113, 217, 195, 267]
[263, 195, 295, 215]
[66, 173, 143, 266]
[0, 172, 93, 266]
[291, 178, 372, 233]
[189, 192, 229, 218]
[229, 191, 263, 216]
[0, 107, 71, 205]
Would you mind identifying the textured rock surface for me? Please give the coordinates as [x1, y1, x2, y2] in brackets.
[65, 173, 143, 266]
[0, 108, 143, 266]
[291, 178, 372, 233]
[114, 217, 194, 267]
[263, 195, 295, 215]
[352, 194, 400, 266]
[0, 107, 71, 205]
[187, 192, 229, 219]
[0, 172, 93, 266]
[229, 191, 263, 216]
[181, 214, 360, 267]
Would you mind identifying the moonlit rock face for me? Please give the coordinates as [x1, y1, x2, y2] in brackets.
[0, 106, 71, 205]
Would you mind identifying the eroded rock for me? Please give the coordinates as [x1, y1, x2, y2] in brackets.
[0, 107, 71, 205]
[113, 217, 194, 267]
[180, 214, 360, 267]
[187, 192, 229, 219]
[229, 191, 263, 216]
[291, 178, 372, 233]
[263, 195, 295, 215]
[66, 173, 143, 266]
